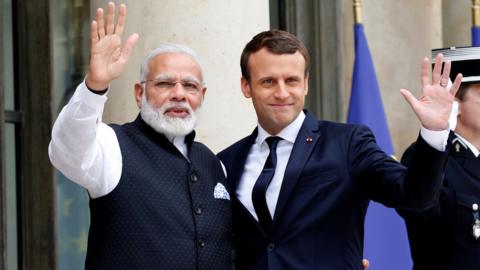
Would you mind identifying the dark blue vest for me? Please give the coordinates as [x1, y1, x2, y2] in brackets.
[85, 116, 232, 269]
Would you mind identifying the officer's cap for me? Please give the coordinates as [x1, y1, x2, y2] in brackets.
[432, 46, 480, 83]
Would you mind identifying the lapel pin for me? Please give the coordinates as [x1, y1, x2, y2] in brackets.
[455, 143, 461, 152]
[306, 137, 313, 143]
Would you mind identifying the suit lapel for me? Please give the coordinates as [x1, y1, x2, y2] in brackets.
[273, 113, 321, 223]
[229, 128, 258, 191]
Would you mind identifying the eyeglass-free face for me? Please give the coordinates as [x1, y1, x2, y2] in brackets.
[134, 52, 206, 115]
[457, 83, 480, 134]
[241, 48, 308, 135]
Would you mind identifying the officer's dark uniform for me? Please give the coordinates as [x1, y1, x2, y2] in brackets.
[399, 133, 480, 270]
[398, 46, 480, 270]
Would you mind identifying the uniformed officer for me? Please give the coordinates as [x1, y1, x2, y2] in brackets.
[399, 46, 480, 270]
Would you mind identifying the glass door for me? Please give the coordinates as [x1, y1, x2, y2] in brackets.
[2, 0, 20, 268]
[50, 0, 91, 268]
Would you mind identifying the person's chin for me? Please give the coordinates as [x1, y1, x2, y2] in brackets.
[273, 115, 294, 128]
[165, 116, 196, 136]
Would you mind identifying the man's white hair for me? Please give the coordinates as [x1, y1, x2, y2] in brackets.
[140, 44, 204, 83]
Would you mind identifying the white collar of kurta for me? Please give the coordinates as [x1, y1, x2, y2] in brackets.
[164, 134, 188, 158]
[256, 111, 306, 145]
[164, 134, 186, 144]
[454, 132, 480, 158]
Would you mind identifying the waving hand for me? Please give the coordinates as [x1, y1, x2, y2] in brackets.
[400, 53, 462, 131]
[86, 2, 139, 91]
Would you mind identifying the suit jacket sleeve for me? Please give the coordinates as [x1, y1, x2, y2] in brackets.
[397, 141, 446, 218]
[349, 125, 448, 212]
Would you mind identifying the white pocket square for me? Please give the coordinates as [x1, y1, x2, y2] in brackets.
[214, 183, 230, 200]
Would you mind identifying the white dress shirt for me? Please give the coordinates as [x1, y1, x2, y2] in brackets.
[48, 82, 187, 199]
[238, 111, 449, 221]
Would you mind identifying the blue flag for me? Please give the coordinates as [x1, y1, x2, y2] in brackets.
[347, 24, 412, 270]
[472, 25, 480, 46]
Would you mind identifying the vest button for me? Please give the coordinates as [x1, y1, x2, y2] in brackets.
[195, 207, 202, 215]
[267, 243, 275, 251]
[198, 240, 205, 247]
[190, 173, 198, 182]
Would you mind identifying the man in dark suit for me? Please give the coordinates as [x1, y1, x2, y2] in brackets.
[218, 30, 462, 269]
[399, 46, 480, 270]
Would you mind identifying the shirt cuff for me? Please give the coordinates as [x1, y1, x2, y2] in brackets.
[86, 84, 108, 95]
[74, 80, 109, 110]
[420, 127, 449, 151]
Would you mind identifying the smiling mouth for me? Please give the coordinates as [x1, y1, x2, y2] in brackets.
[270, 103, 292, 108]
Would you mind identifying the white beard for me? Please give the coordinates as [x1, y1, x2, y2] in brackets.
[140, 93, 199, 137]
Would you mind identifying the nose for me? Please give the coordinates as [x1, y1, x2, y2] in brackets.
[169, 82, 187, 101]
[274, 82, 289, 99]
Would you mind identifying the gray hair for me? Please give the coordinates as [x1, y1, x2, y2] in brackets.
[140, 44, 204, 83]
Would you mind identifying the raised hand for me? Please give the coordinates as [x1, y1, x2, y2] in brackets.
[400, 53, 462, 130]
[86, 2, 139, 91]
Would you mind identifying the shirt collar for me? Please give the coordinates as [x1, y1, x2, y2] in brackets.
[256, 111, 306, 145]
[454, 132, 480, 157]
[164, 133, 186, 144]
[173, 135, 186, 145]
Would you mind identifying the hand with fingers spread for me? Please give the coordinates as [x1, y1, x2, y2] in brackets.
[86, 2, 139, 91]
[400, 53, 463, 131]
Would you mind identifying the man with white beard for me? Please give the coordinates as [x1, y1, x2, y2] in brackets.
[48, 2, 232, 269]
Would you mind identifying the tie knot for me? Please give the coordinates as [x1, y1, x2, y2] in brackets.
[265, 136, 282, 151]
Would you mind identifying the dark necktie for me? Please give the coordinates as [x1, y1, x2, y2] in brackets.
[252, 136, 282, 233]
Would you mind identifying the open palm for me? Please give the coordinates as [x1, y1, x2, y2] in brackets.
[401, 53, 462, 131]
[86, 2, 138, 91]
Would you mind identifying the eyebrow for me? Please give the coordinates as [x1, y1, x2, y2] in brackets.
[257, 76, 274, 82]
[181, 75, 202, 84]
[152, 73, 175, 81]
[152, 74, 202, 84]
[286, 76, 302, 81]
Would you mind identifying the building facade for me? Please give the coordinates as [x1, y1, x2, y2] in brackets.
[0, 0, 472, 269]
